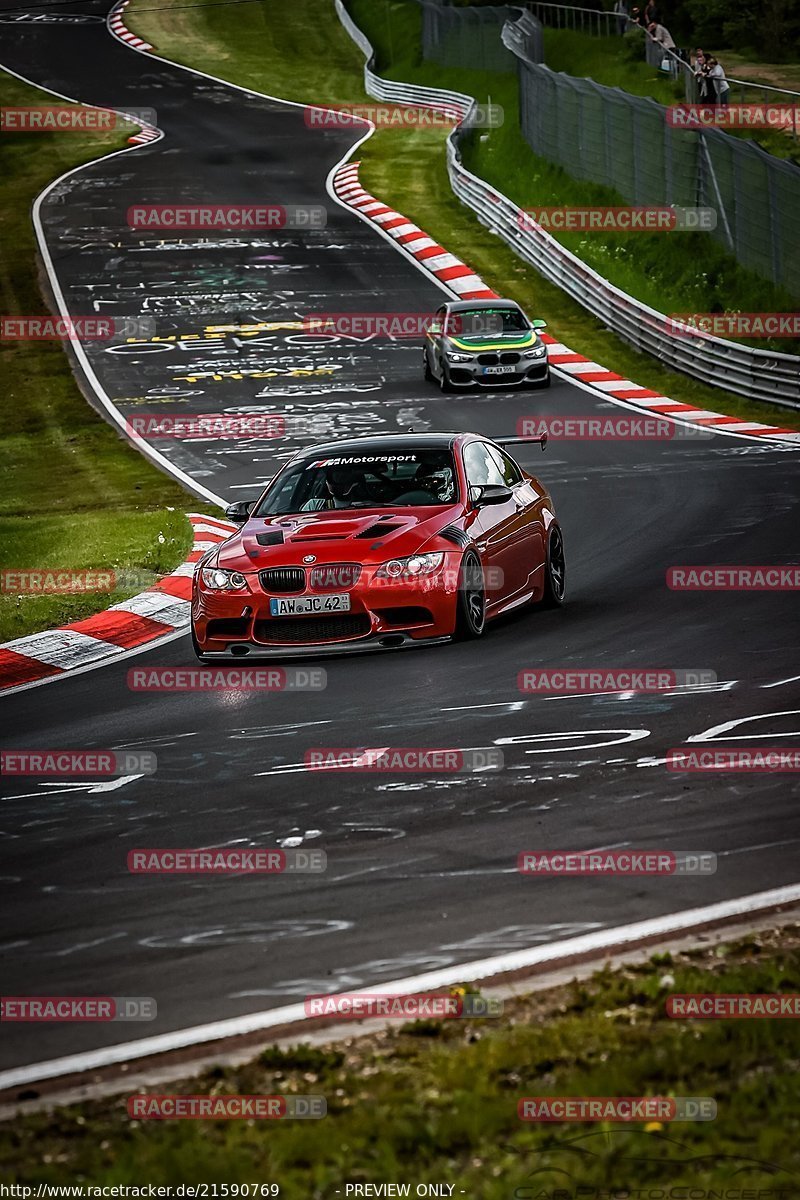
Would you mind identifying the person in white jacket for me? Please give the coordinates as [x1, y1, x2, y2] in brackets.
[707, 58, 731, 106]
[648, 22, 677, 75]
[648, 21, 676, 50]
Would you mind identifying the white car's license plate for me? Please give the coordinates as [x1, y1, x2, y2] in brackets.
[269, 594, 351, 616]
[483, 365, 516, 375]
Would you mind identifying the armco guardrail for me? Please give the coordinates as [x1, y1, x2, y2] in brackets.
[334, 0, 800, 409]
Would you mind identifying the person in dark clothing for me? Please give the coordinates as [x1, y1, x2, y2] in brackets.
[692, 49, 711, 103]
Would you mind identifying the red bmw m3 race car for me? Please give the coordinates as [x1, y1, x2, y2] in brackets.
[191, 432, 565, 659]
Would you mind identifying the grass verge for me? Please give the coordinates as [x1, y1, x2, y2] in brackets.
[0, 71, 212, 643]
[2, 926, 799, 1192]
[128, 0, 800, 431]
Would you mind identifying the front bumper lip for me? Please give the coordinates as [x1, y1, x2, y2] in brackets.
[194, 632, 451, 660]
[445, 358, 549, 388]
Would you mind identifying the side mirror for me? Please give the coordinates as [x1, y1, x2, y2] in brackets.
[428, 320, 442, 335]
[224, 500, 256, 523]
[470, 484, 513, 507]
[532, 319, 548, 330]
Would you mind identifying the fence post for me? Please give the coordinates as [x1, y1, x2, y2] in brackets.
[700, 134, 734, 252]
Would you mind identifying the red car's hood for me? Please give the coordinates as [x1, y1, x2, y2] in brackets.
[216, 506, 463, 570]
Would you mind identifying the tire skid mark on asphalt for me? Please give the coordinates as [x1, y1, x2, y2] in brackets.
[0, 515, 236, 696]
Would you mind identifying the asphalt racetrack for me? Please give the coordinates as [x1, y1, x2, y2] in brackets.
[1, 0, 799, 1076]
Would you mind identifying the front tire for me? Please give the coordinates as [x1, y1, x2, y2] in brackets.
[423, 347, 433, 382]
[540, 524, 566, 607]
[455, 551, 487, 639]
[439, 361, 456, 393]
[532, 368, 551, 389]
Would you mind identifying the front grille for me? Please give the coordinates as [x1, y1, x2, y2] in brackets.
[499, 352, 520, 365]
[259, 567, 305, 593]
[254, 615, 371, 644]
[477, 353, 499, 366]
[309, 563, 361, 591]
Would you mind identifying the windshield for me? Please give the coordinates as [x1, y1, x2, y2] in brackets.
[447, 307, 530, 339]
[254, 448, 459, 514]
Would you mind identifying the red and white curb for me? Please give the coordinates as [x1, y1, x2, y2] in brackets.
[127, 124, 160, 146]
[108, 0, 153, 53]
[334, 160, 496, 301]
[0, 515, 235, 696]
[333, 161, 800, 444]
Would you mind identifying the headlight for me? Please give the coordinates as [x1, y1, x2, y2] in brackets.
[523, 344, 548, 358]
[375, 552, 445, 580]
[446, 352, 473, 363]
[200, 567, 248, 591]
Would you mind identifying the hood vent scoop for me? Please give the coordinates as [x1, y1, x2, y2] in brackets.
[256, 531, 285, 546]
[356, 521, 401, 539]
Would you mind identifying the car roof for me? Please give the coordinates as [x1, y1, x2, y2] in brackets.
[290, 432, 470, 459]
[445, 298, 523, 312]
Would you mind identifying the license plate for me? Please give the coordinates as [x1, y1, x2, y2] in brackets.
[269, 594, 351, 616]
[483, 365, 516, 375]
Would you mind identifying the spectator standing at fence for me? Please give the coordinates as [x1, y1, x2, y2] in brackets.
[630, 6, 643, 25]
[644, 0, 661, 25]
[648, 21, 676, 52]
[648, 19, 677, 75]
[614, 0, 630, 35]
[692, 49, 711, 102]
[707, 57, 731, 106]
